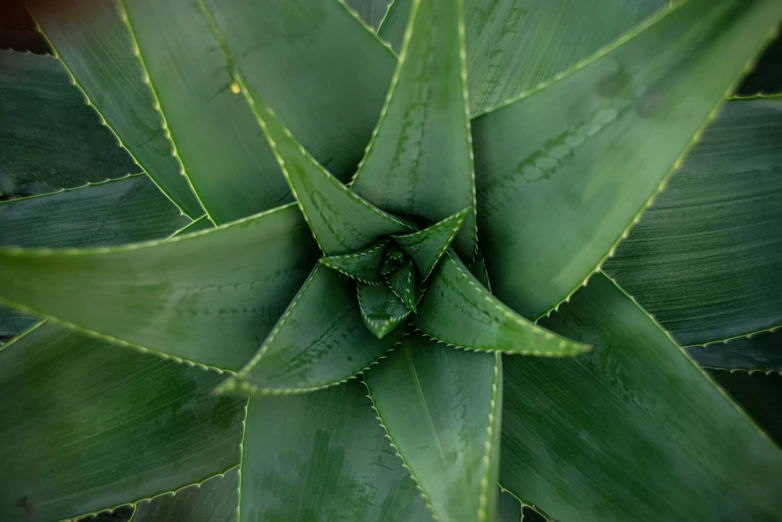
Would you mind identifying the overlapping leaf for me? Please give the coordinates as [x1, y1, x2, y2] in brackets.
[687, 330, 782, 373]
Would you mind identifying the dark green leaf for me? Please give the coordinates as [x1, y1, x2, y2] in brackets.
[687, 330, 782, 373]
[245, 91, 411, 255]
[320, 241, 388, 284]
[345, 0, 392, 30]
[497, 489, 521, 522]
[393, 208, 469, 279]
[131, 468, 238, 522]
[0, 51, 136, 196]
[365, 336, 502, 522]
[29, 0, 205, 217]
[473, 0, 782, 319]
[170, 215, 214, 238]
[0, 174, 189, 248]
[521, 506, 547, 522]
[358, 282, 412, 339]
[352, 0, 477, 259]
[501, 274, 782, 521]
[0, 305, 36, 340]
[377, 0, 408, 52]
[604, 99, 782, 345]
[239, 381, 430, 521]
[415, 253, 589, 356]
[218, 266, 403, 395]
[0, 322, 245, 522]
[387, 260, 417, 313]
[0, 204, 318, 371]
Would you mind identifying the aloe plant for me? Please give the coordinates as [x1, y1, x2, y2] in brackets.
[1, 0, 781, 520]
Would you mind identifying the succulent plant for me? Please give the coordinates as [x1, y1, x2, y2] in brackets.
[1, 0, 781, 521]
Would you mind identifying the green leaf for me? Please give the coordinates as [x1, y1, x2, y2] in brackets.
[604, 99, 782, 345]
[0, 322, 245, 522]
[497, 489, 522, 522]
[0, 204, 318, 371]
[320, 241, 388, 284]
[0, 174, 190, 248]
[130, 468, 238, 522]
[170, 215, 214, 238]
[357, 282, 412, 339]
[244, 91, 411, 255]
[352, 0, 478, 260]
[28, 0, 205, 218]
[345, 0, 392, 30]
[218, 266, 404, 395]
[500, 274, 782, 521]
[239, 381, 430, 521]
[0, 305, 36, 340]
[387, 260, 417, 313]
[415, 253, 589, 356]
[365, 336, 502, 522]
[379, 0, 667, 114]
[473, 0, 782, 319]
[686, 330, 782, 373]
[521, 506, 547, 522]
[0, 51, 136, 196]
[707, 369, 782, 448]
[393, 208, 469, 280]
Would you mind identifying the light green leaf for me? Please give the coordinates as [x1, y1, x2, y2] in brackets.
[244, 90, 410, 255]
[320, 241, 388, 284]
[352, 0, 478, 259]
[687, 330, 782, 374]
[345, 0, 393, 29]
[28, 0, 204, 217]
[379, 0, 667, 114]
[604, 99, 782, 345]
[130, 468, 238, 522]
[239, 381, 430, 521]
[501, 274, 782, 521]
[415, 253, 589, 356]
[0, 174, 189, 248]
[387, 260, 417, 313]
[218, 266, 403, 395]
[393, 208, 469, 280]
[0, 204, 318, 371]
[358, 282, 412, 339]
[0, 51, 136, 196]
[0, 322, 245, 522]
[473, 0, 782, 319]
[365, 336, 502, 522]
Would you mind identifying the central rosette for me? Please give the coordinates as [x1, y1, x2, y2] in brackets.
[319, 208, 470, 339]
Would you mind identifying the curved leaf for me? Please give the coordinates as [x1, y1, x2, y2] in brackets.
[352, 0, 478, 259]
[473, 0, 782, 319]
[393, 208, 468, 280]
[345, 0, 392, 30]
[28, 0, 204, 217]
[604, 99, 782, 345]
[497, 489, 521, 522]
[415, 253, 589, 355]
[0, 204, 318, 371]
[365, 336, 502, 522]
[0, 322, 245, 522]
[357, 282, 412, 339]
[687, 330, 782, 373]
[218, 266, 403, 395]
[0, 51, 136, 196]
[239, 382, 430, 521]
[501, 274, 782, 521]
[387, 260, 417, 312]
[320, 241, 388, 283]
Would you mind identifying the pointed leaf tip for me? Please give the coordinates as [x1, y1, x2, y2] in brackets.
[319, 240, 388, 283]
[394, 207, 470, 279]
[358, 283, 412, 339]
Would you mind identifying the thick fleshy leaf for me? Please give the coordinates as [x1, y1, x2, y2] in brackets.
[346, 0, 392, 29]
[352, 0, 478, 259]
[131, 469, 238, 522]
[0, 305, 36, 340]
[604, 99, 782, 345]
[708, 369, 782, 448]
[501, 274, 782, 521]
[0, 174, 189, 248]
[0, 51, 136, 196]
[357, 282, 412, 339]
[687, 330, 782, 373]
[0, 322, 245, 522]
[218, 266, 403, 395]
[239, 381, 430, 521]
[473, 0, 782, 319]
[0, 204, 318, 371]
[365, 336, 502, 522]
[379, 0, 667, 114]
[393, 208, 469, 279]
[415, 253, 589, 355]
[497, 489, 521, 522]
[521, 506, 547, 522]
[319, 241, 388, 284]
[387, 260, 417, 313]
[29, 0, 204, 217]
[246, 92, 410, 255]
[170, 215, 213, 238]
